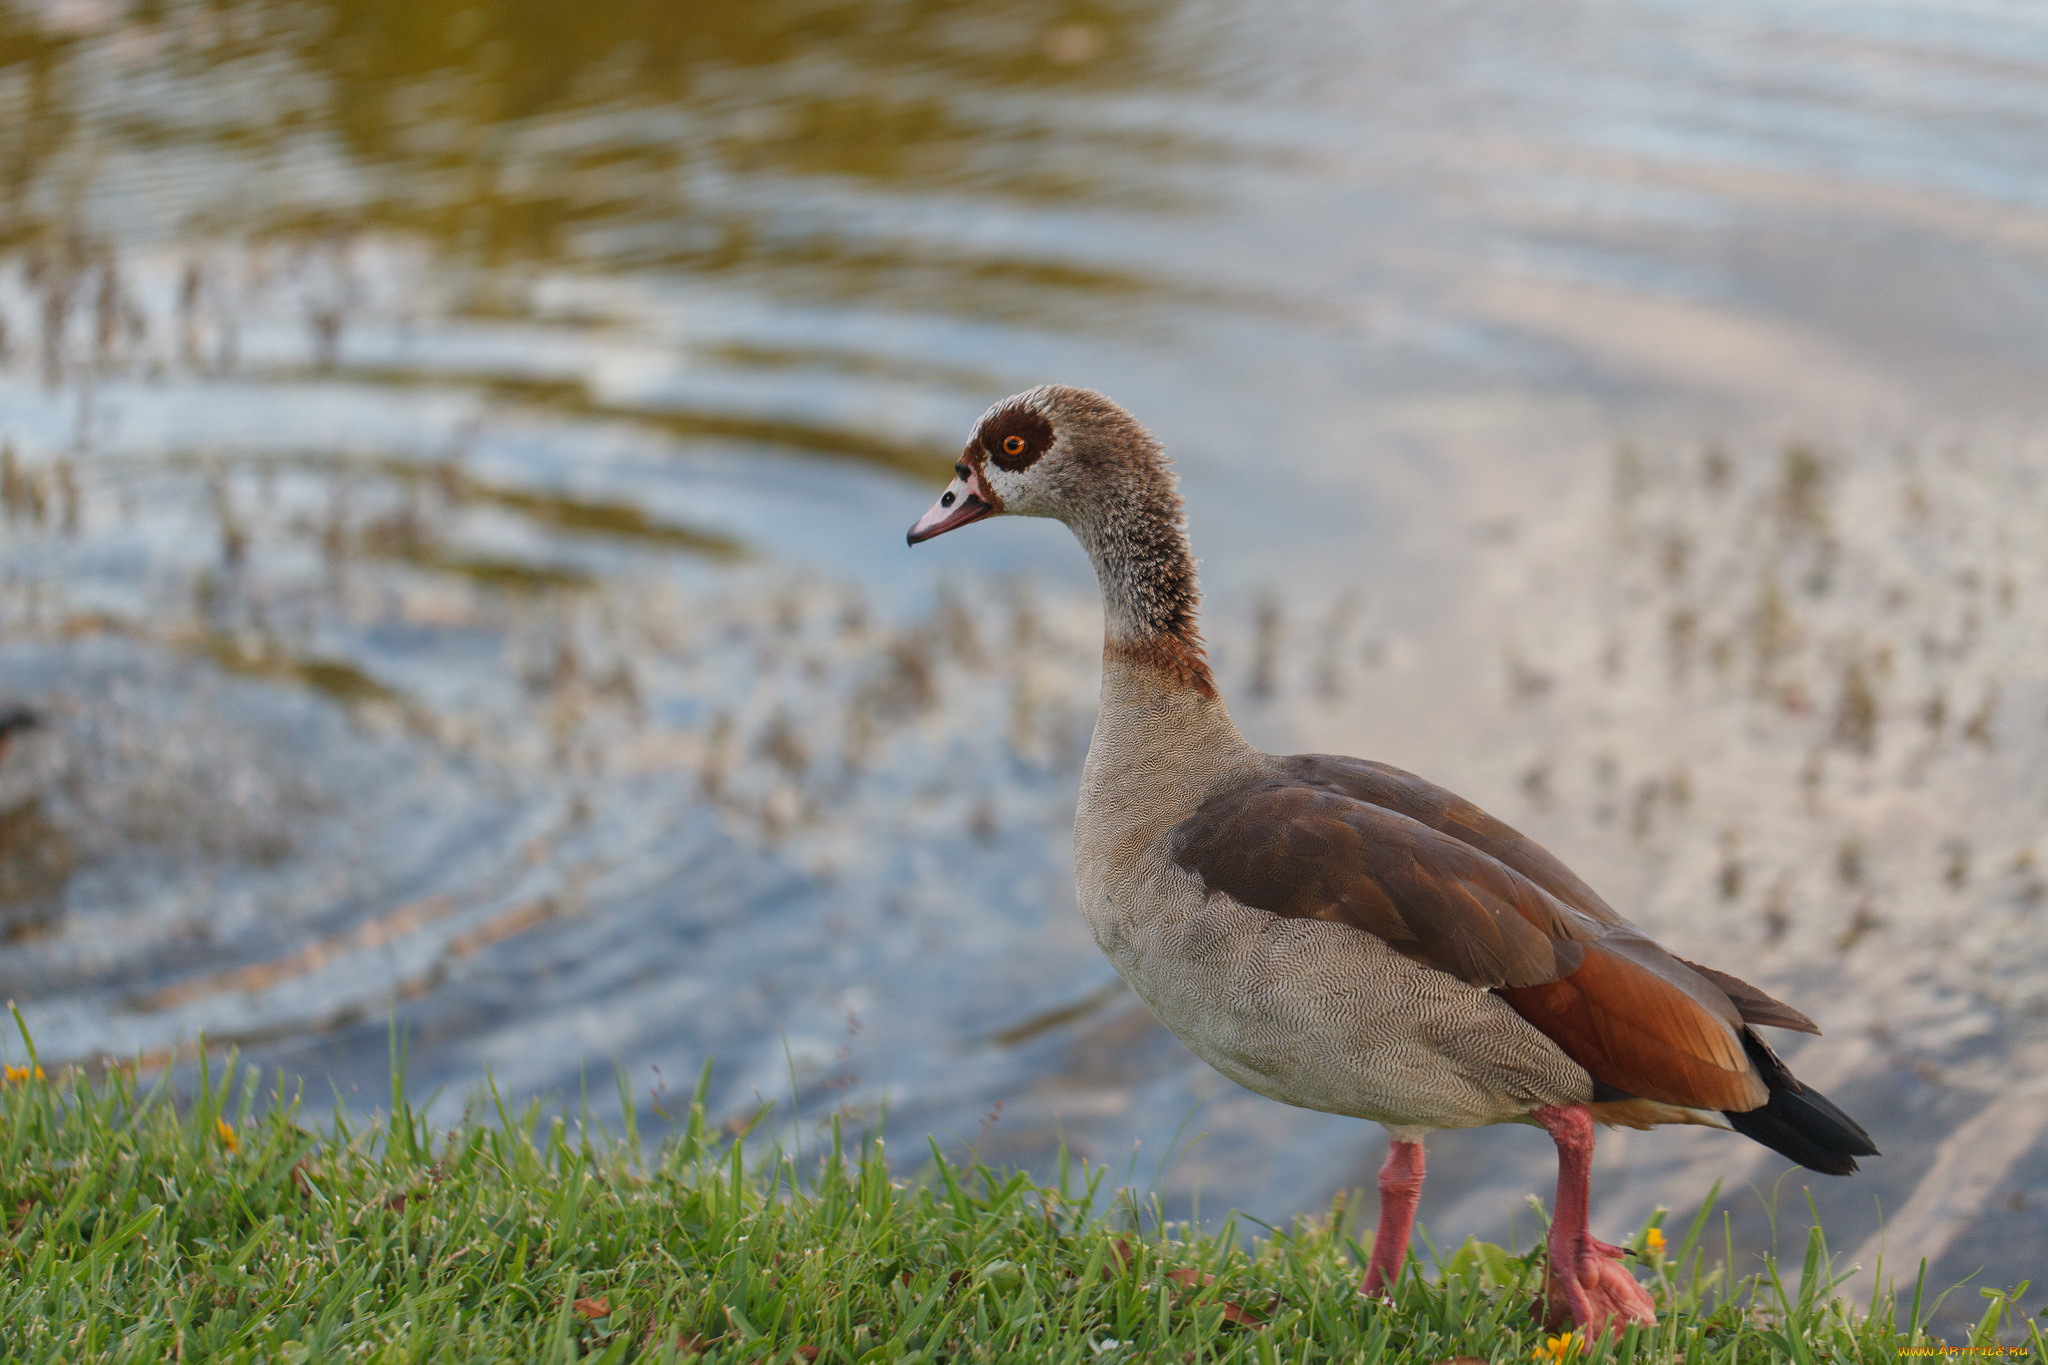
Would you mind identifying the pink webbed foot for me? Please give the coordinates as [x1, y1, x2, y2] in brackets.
[1531, 1105, 1657, 1337]
[1543, 1231, 1656, 1335]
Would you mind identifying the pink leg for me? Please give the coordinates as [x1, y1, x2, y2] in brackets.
[1532, 1105, 1656, 1336]
[1359, 1139, 1425, 1296]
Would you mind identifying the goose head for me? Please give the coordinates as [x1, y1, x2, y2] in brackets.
[906, 385, 1167, 545]
[907, 385, 1203, 658]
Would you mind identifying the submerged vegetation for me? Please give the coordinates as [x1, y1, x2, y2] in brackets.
[2, 1023, 2038, 1363]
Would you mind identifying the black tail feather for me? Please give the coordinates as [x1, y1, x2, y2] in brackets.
[1722, 1028, 1878, 1176]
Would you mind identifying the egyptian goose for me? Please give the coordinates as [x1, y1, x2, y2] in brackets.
[907, 386, 1876, 1334]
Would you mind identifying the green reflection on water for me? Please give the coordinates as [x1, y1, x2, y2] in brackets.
[291, 364, 949, 473]
[201, 632, 400, 706]
[2, 0, 1184, 277]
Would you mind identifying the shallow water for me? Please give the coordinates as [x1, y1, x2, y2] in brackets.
[3, 0, 2048, 1328]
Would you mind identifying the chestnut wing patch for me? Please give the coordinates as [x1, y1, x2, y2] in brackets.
[1498, 946, 1765, 1110]
[1169, 775, 1767, 1112]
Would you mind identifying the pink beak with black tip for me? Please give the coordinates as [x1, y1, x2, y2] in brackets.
[907, 462, 999, 545]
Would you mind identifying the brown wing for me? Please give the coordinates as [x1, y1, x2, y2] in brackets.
[1274, 754, 1817, 1036]
[1678, 959, 1819, 1035]
[1272, 754, 1627, 922]
[1170, 773, 1768, 1112]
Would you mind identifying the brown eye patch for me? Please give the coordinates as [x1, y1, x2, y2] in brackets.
[978, 403, 1054, 472]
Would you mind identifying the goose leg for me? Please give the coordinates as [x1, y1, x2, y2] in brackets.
[1533, 1104, 1656, 1335]
[1358, 1136, 1425, 1296]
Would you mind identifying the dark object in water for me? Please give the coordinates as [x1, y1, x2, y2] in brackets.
[0, 707, 40, 759]
[0, 708, 63, 941]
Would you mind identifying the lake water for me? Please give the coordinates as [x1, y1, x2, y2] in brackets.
[4, 0, 2048, 1330]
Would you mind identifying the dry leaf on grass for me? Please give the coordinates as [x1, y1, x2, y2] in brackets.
[1101, 1236, 1139, 1280]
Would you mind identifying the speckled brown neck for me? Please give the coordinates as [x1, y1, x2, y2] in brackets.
[1072, 468, 1215, 698]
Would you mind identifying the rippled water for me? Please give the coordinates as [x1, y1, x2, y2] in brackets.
[4, 0, 2048, 1328]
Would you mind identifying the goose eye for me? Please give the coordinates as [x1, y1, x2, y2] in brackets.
[1002, 435, 1026, 456]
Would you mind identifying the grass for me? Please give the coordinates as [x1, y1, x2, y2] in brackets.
[1, 1020, 2038, 1364]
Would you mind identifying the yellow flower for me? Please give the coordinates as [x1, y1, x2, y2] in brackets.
[1644, 1226, 1666, 1256]
[1533, 1332, 1582, 1362]
[4, 1064, 44, 1083]
[216, 1117, 239, 1153]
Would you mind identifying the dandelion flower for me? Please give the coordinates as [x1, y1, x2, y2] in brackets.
[1644, 1226, 1666, 1256]
[1533, 1332, 1582, 1362]
[216, 1117, 239, 1153]
[4, 1064, 44, 1083]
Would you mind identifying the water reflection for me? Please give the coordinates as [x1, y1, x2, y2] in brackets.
[3, 0, 1191, 278]
[4, 0, 2048, 1332]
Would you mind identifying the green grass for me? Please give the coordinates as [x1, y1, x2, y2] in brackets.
[1, 1021, 2038, 1363]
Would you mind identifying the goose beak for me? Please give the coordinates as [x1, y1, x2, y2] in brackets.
[907, 466, 998, 545]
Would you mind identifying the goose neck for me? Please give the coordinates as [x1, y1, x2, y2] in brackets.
[1070, 492, 1230, 712]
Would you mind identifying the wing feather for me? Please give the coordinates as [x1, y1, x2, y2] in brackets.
[1170, 770, 1768, 1112]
